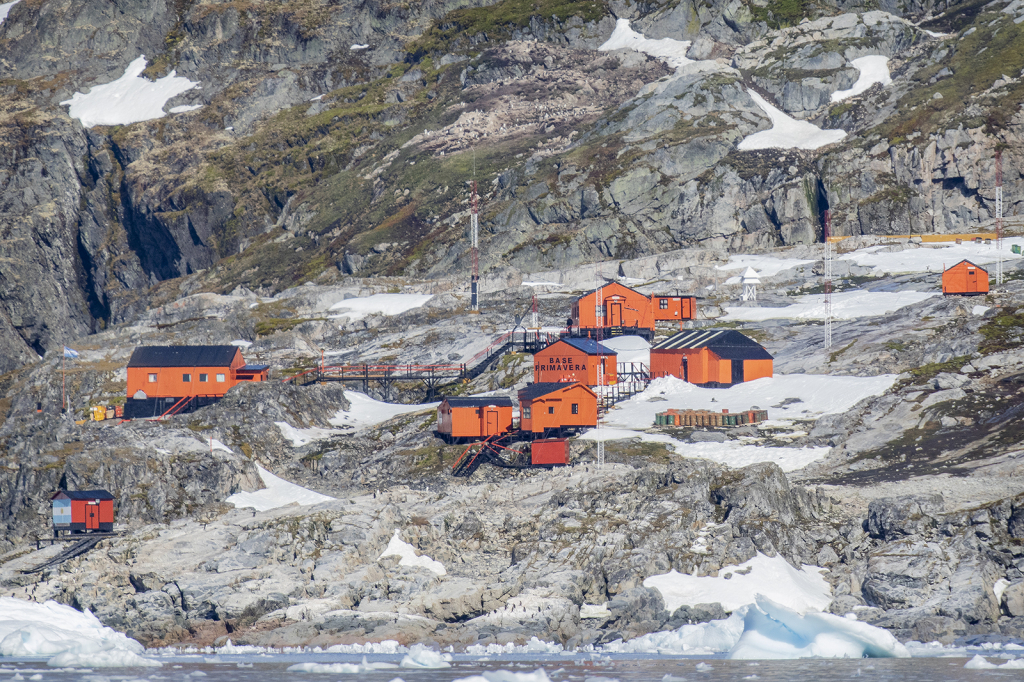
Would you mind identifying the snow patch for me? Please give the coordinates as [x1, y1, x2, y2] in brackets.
[351, 44, 369, 50]
[830, 56, 892, 102]
[60, 56, 200, 128]
[0, 0, 20, 24]
[598, 18, 694, 69]
[328, 293, 433, 322]
[379, 530, 447, 575]
[714, 254, 815, 277]
[738, 90, 846, 151]
[973, 305, 991, 316]
[598, 335, 651, 366]
[644, 553, 832, 614]
[328, 391, 436, 429]
[168, 104, 203, 114]
[275, 422, 341, 447]
[229, 339, 253, 348]
[840, 239, 1024, 274]
[722, 290, 937, 321]
[226, 464, 334, 511]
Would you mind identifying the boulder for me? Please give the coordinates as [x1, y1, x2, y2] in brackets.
[866, 494, 944, 540]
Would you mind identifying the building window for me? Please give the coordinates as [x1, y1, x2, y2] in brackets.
[216, 373, 225, 382]
[572, 403, 579, 415]
[182, 373, 191, 382]
[660, 298, 668, 309]
[548, 406, 555, 414]
[524, 406, 531, 419]
[148, 373, 157, 383]
[199, 373, 208, 382]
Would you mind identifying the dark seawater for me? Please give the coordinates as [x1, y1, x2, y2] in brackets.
[0, 652, 1011, 682]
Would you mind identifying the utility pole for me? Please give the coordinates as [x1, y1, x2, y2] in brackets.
[595, 267, 605, 469]
[823, 209, 833, 350]
[996, 149, 1004, 285]
[471, 180, 480, 311]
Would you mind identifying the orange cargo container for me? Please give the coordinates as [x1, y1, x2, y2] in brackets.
[436, 397, 514, 442]
[942, 259, 989, 296]
[518, 382, 598, 435]
[534, 338, 617, 386]
[650, 330, 773, 387]
[531, 438, 569, 465]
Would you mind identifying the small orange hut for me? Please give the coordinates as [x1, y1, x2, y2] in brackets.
[51, 490, 114, 535]
[571, 282, 654, 333]
[652, 295, 698, 324]
[650, 330, 773, 387]
[436, 396, 514, 442]
[942, 260, 989, 296]
[125, 345, 269, 419]
[518, 382, 598, 435]
[534, 338, 617, 386]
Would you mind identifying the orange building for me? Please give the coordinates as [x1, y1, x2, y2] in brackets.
[650, 330, 773, 387]
[652, 295, 697, 324]
[534, 338, 617, 386]
[571, 282, 655, 333]
[942, 260, 989, 296]
[436, 397, 514, 442]
[51, 490, 114, 535]
[125, 345, 269, 419]
[518, 382, 598, 435]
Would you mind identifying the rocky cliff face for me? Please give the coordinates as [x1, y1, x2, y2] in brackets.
[1, 0, 1022, 372]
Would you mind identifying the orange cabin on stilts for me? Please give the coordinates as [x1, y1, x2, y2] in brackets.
[125, 345, 269, 419]
[518, 382, 598, 435]
[650, 330, 773, 387]
[533, 338, 617, 386]
[942, 260, 989, 296]
[436, 397, 514, 442]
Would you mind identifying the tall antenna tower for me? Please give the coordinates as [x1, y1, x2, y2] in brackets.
[471, 180, 480, 311]
[595, 266, 605, 469]
[823, 209, 833, 350]
[996, 149, 1004, 285]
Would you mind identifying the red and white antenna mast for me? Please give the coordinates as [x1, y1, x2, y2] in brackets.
[823, 209, 833, 350]
[471, 180, 480, 311]
[996, 149, 1004, 285]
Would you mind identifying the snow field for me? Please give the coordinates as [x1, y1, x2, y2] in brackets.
[840, 238, 1024, 274]
[738, 90, 846, 151]
[830, 55, 893, 102]
[60, 56, 201, 128]
[715, 254, 815, 277]
[328, 391, 437, 429]
[721, 290, 937, 321]
[226, 465, 334, 512]
[379, 530, 447, 575]
[327, 293, 433, 322]
[598, 18, 694, 69]
[643, 553, 832, 613]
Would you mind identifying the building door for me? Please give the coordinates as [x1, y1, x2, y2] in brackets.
[681, 357, 688, 383]
[967, 269, 977, 293]
[485, 408, 499, 436]
[731, 359, 744, 385]
[86, 502, 99, 530]
[610, 302, 622, 326]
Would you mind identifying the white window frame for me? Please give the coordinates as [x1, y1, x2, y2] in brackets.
[148, 373, 157, 383]
[216, 373, 226, 382]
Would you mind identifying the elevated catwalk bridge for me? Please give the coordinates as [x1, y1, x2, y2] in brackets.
[284, 330, 562, 401]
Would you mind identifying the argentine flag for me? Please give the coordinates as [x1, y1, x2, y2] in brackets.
[63, 346, 79, 359]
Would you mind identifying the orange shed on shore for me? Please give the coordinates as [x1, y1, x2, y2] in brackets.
[436, 396, 514, 442]
[518, 382, 598, 435]
[650, 330, 773, 387]
[942, 260, 989, 296]
[534, 338, 617, 386]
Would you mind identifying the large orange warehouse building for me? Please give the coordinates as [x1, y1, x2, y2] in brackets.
[125, 345, 269, 419]
[534, 338, 617, 386]
[436, 396, 514, 442]
[650, 330, 773, 387]
[942, 260, 989, 296]
[518, 382, 598, 435]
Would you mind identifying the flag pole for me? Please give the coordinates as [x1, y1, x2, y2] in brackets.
[62, 350, 66, 414]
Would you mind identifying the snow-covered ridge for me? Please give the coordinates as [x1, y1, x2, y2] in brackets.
[60, 56, 201, 128]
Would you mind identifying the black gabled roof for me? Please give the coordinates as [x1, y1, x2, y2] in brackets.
[442, 396, 514, 408]
[652, 329, 773, 361]
[518, 382, 591, 401]
[128, 345, 240, 368]
[946, 259, 987, 272]
[542, 337, 616, 355]
[52, 490, 114, 501]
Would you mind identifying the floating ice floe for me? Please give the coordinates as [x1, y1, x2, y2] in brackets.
[643, 553, 832, 614]
[226, 464, 334, 511]
[0, 597, 159, 667]
[964, 654, 1024, 669]
[288, 657, 399, 673]
[738, 90, 846, 151]
[0, 0, 21, 24]
[830, 55, 892, 102]
[399, 643, 452, 668]
[721, 290, 937, 321]
[60, 56, 201, 128]
[380, 530, 447, 575]
[327, 293, 433, 322]
[451, 669, 552, 682]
